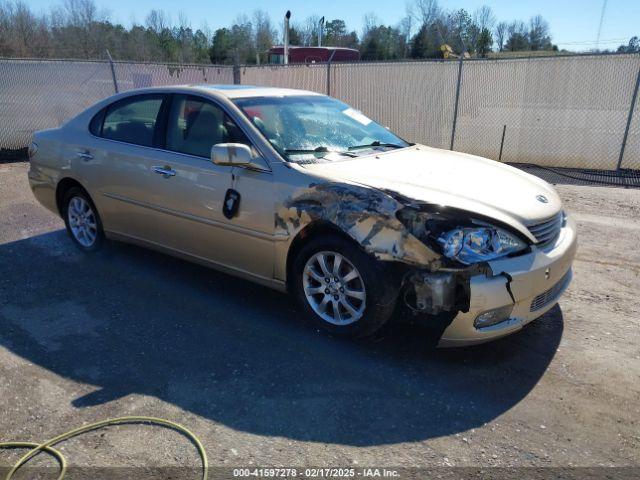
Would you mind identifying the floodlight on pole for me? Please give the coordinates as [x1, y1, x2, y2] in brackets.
[318, 16, 325, 47]
[284, 10, 291, 64]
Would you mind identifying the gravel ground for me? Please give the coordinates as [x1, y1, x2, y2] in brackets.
[0, 161, 639, 477]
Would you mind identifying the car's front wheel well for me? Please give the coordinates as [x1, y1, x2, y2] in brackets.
[55, 178, 87, 216]
[285, 221, 362, 291]
[288, 224, 400, 337]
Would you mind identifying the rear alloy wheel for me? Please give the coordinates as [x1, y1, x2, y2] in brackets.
[68, 196, 98, 247]
[62, 187, 104, 252]
[292, 234, 397, 338]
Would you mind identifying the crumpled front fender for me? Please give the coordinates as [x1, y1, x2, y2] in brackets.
[276, 182, 441, 267]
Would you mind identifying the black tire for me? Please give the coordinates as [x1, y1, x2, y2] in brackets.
[291, 234, 398, 338]
[61, 186, 104, 252]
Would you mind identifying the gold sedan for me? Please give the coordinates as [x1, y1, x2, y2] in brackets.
[28, 85, 577, 346]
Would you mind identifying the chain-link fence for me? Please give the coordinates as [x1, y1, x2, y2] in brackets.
[1, 53, 639, 186]
[454, 54, 639, 168]
[240, 63, 327, 93]
[0, 58, 233, 153]
[113, 61, 233, 92]
[624, 62, 640, 172]
[0, 59, 114, 153]
[332, 61, 459, 151]
[240, 60, 459, 151]
[240, 53, 640, 186]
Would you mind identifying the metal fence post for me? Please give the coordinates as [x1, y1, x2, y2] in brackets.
[498, 125, 507, 161]
[326, 50, 337, 96]
[450, 55, 464, 151]
[617, 56, 640, 171]
[105, 50, 118, 94]
[233, 64, 241, 85]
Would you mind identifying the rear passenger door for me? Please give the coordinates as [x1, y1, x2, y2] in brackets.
[79, 93, 169, 242]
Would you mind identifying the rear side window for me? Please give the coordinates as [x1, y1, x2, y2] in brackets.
[89, 109, 104, 136]
[100, 95, 163, 147]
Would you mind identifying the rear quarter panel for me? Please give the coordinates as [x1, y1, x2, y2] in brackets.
[28, 128, 70, 215]
[28, 94, 112, 217]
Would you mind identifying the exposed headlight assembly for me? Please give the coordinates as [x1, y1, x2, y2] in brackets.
[437, 226, 527, 265]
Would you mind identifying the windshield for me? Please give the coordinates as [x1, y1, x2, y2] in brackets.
[233, 95, 410, 163]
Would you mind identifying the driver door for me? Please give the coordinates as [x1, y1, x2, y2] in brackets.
[145, 94, 275, 281]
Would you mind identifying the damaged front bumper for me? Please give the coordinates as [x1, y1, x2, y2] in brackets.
[436, 215, 578, 347]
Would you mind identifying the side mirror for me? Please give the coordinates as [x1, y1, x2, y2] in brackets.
[211, 143, 260, 168]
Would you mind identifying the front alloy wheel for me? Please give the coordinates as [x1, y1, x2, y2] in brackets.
[303, 251, 366, 326]
[292, 234, 397, 338]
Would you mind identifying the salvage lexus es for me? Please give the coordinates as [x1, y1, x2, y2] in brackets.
[28, 85, 577, 346]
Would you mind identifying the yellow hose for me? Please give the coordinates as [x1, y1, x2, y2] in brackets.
[0, 416, 208, 480]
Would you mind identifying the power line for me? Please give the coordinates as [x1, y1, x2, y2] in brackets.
[595, 0, 608, 50]
[557, 37, 628, 46]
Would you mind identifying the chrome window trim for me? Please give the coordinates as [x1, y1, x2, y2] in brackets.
[85, 134, 273, 176]
[93, 92, 165, 147]
[86, 91, 273, 173]
[162, 92, 272, 171]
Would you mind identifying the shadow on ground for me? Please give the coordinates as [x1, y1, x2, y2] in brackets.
[0, 231, 563, 446]
[510, 163, 640, 188]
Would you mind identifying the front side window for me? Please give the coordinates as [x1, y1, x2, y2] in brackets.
[166, 95, 251, 158]
[101, 95, 163, 147]
[233, 95, 410, 163]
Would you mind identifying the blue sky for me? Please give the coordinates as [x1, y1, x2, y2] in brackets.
[27, 0, 639, 51]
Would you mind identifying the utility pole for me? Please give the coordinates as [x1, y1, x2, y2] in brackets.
[318, 16, 325, 47]
[596, 0, 608, 50]
[283, 10, 291, 65]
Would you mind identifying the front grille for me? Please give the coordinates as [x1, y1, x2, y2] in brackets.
[530, 271, 571, 312]
[527, 212, 563, 248]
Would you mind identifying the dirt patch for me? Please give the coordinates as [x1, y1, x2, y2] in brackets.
[0, 162, 638, 472]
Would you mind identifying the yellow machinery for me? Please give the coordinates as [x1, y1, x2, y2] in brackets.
[441, 44, 470, 59]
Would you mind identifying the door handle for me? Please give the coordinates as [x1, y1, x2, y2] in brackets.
[153, 166, 176, 177]
[77, 151, 93, 161]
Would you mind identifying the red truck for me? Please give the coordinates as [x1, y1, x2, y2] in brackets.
[268, 46, 360, 64]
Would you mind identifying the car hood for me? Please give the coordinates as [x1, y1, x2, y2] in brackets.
[302, 145, 562, 240]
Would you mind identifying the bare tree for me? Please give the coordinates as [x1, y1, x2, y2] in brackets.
[177, 11, 189, 29]
[228, 14, 255, 64]
[175, 12, 192, 63]
[465, 6, 495, 56]
[412, 0, 441, 26]
[398, 6, 414, 56]
[253, 9, 276, 63]
[362, 12, 379, 39]
[145, 9, 169, 35]
[505, 20, 529, 51]
[10, 2, 34, 55]
[297, 14, 320, 46]
[63, 0, 96, 28]
[528, 14, 551, 50]
[0, 0, 557, 62]
[473, 5, 495, 31]
[507, 21, 528, 37]
[58, 0, 107, 58]
[494, 21, 507, 51]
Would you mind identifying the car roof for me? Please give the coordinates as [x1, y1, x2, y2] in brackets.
[185, 84, 323, 99]
[79, 84, 326, 125]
